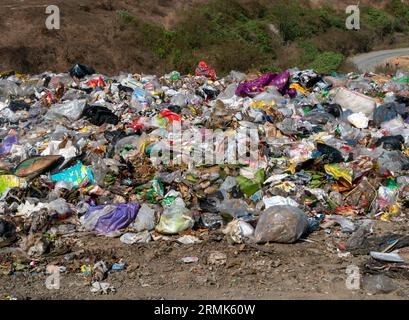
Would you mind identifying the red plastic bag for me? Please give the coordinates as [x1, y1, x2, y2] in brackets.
[86, 76, 106, 89]
[127, 116, 144, 130]
[160, 110, 181, 123]
[195, 61, 217, 81]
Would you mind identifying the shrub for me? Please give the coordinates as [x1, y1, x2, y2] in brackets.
[309, 51, 344, 74]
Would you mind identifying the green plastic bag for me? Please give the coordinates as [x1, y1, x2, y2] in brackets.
[155, 198, 194, 235]
[236, 169, 265, 197]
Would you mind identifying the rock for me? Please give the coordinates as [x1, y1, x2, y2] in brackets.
[27, 238, 49, 257]
[362, 274, 397, 294]
[208, 252, 227, 266]
[254, 205, 309, 244]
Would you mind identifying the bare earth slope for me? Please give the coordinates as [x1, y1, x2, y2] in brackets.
[0, 0, 397, 75]
[0, 0, 199, 74]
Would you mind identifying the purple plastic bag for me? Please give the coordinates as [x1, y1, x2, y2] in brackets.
[84, 203, 140, 235]
[0, 135, 18, 155]
[235, 71, 296, 98]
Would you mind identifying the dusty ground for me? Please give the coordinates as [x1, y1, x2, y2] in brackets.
[1, 219, 409, 300]
[0, 0, 201, 75]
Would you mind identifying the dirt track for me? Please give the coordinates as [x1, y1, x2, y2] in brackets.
[351, 48, 409, 72]
[1, 220, 409, 300]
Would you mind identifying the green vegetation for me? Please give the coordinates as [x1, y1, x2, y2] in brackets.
[117, 0, 409, 75]
[309, 52, 345, 74]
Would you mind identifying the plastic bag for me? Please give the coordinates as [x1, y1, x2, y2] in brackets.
[82, 105, 119, 126]
[195, 61, 217, 81]
[81, 203, 140, 236]
[373, 102, 406, 127]
[348, 112, 369, 129]
[254, 205, 309, 244]
[130, 204, 156, 232]
[223, 219, 254, 244]
[263, 195, 299, 208]
[235, 71, 295, 98]
[51, 161, 94, 188]
[0, 175, 24, 195]
[236, 169, 265, 197]
[0, 135, 18, 155]
[69, 63, 95, 79]
[331, 87, 376, 116]
[0, 219, 17, 248]
[45, 99, 87, 121]
[155, 198, 194, 235]
[120, 231, 152, 244]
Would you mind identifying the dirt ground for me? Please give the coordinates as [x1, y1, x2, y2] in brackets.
[0, 0, 200, 75]
[1, 218, 409, 300]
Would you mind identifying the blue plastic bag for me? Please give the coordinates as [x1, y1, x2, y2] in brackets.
[51, 161, 94, 188]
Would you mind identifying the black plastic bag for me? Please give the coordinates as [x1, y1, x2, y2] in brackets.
[374, 135, 404, 151]
[8, 100, 30, 112]
[69, 63, 95, 79]
[82, 105, 119, 126]
[322, 103, 343, 118]
[373, 102, 407, 127]
[317, 142, 343, 164]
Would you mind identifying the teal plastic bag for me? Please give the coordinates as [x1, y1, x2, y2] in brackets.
[51, 161, 94, 188]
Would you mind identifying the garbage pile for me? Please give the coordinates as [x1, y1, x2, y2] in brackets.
[1, 62, 409, 292]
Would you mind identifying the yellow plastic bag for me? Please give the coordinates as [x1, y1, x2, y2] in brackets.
[0, 175, 25, 195]
[324, 164, 353, 188]
[289, 83, 307, 95]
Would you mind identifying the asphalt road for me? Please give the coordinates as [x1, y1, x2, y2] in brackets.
[351, 47, 409, 72]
